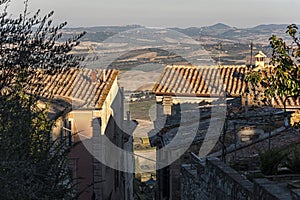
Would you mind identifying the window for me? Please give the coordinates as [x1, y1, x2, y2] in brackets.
[62, 119, 73, 146]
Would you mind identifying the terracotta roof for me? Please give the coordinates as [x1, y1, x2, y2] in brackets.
[37, 68, 118, 109]
[272, 95, 300, 109]
[152, 65, 300, 109]
[152, 65, 247, 97]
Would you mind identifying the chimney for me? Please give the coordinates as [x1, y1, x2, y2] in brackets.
[162, 96, 172, 115]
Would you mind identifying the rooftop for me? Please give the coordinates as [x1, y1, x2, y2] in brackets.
[152, 65, 247, 97]
[255, 51, 267, 58]
[37, 68, 118, 110]
[152, 65, 300, 109]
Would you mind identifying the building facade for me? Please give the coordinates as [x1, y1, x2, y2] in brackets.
[40, 68, 134, 200]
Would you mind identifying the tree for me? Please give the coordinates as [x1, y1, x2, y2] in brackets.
[0, 0, 85, 199]
[267, 24, 300, 98]
[247, 24, 300, 104]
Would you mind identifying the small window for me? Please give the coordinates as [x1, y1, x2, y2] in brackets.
[62, 119, 72, 146]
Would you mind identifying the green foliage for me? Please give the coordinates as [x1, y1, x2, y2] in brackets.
[285, 146, 300, 173]
[246, 24, 300, 99]
[259, 146, 300, 175]
[259, 147, 289, 175]
[0, 0, 85, 199]
[0, 91, 80, 199]
[245, 70, 262, 87]
[0, 91, 51, 160]
[267, 25, 300, 97]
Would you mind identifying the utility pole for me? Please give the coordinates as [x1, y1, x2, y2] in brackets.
[218, 42, 222, 66]
[249, 41, 253, 67]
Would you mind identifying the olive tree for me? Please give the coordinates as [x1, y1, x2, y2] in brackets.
[0, 0, 85, 199]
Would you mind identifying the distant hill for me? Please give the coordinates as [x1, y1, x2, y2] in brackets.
[67, 23, 298, 67]
[170, 23, 234, 37]
[169, 23, 293, 43]
[62, 23, 294, 43]
[251, 24, 288, 30]
[64, 24, 143, 32]
[62, 25, 144, 42]
[208, 23, 232, 29]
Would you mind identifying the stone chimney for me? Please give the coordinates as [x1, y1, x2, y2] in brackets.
[162, 96, 173, 115]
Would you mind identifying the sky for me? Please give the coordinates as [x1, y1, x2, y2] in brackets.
[6, 0, 300, 28]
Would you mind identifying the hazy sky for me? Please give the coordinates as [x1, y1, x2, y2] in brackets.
[7, 0, 300, 28]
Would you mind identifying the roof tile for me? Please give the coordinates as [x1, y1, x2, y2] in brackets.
[152, 65, 300, 109]
[36, 68, 118, 109]
[152, 65, 247, 97]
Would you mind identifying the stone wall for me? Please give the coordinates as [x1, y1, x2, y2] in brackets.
[181, 157, 253, 200]
[181, 157, 300, 200]
[253, 179, 292, 200]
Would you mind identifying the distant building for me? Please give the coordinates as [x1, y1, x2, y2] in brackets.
[255, 51, 267, 67]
